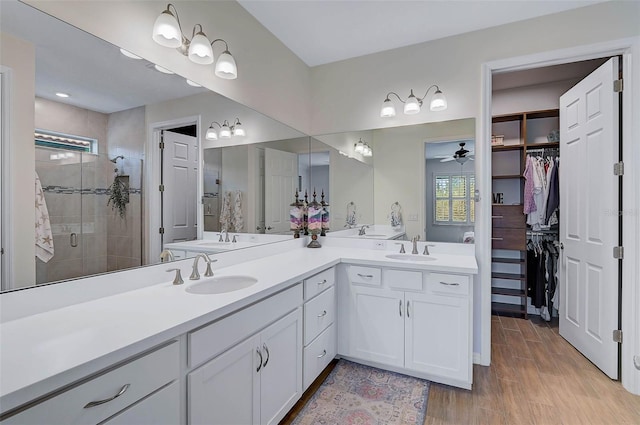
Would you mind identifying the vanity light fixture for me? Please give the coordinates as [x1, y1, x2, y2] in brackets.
[362, 142, 373, 157]
[354, 138, 365, 154]
[380, 85, 447, 117]
[205, 118, 246, 141]
[152, 3, 238, 80]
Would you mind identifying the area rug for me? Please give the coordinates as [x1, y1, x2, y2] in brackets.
[291, 360, 430, 425]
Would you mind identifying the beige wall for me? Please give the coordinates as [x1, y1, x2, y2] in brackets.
[1, 31, 36, 287]
[309, 1, 640, 135]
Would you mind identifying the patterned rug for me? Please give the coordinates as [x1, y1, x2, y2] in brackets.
[291, 360, 430, 425]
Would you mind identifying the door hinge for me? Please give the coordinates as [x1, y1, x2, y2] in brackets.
[613, 161, 624, 176]
[159, 141, 165, 150]
[159, 227, 165, 235]
[613, 246, 624, 259]
[613, 79, 623, 92]
[159, 184, 165, 192]
[613, 329, 623, 343]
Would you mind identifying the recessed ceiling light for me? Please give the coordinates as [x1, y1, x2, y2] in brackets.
[55, 92, 70, 98]
[120, 48, 142, 60]
[154, 64, 174, 74]
[186, 79, 202, 87]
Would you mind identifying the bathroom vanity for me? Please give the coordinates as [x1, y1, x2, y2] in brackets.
[0, 240, 476, 424]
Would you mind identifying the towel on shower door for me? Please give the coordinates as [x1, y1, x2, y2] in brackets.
[35, 171, 54, 262]
[233, 190, 244, 232]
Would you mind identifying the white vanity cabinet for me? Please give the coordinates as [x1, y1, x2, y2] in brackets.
[1, 341, 180, 425]
[302, 267, 337, 390]
[187, 285, 303, 425]
[341, 265, 473, 389]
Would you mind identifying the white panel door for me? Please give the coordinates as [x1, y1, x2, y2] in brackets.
[162, 130, 198, 245]
[559, 57, 620, 379]
[259, 308, 303, 425]
[405, 292, 469, 382]
[188, 334, 261, 425]
[350, 285, 405, 367]
[264, 148, 297, 234]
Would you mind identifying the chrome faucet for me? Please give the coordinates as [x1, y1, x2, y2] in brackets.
[159, 249, 174, 263]
[358, 225, 370, 236]
[423, 244, 436, 256]
[395, 242, 406, 253]
[411, 235, 420, 255]
[219, 230, 231, 243]
[190, 254, 217, 280]
[166, 268, 184, 285]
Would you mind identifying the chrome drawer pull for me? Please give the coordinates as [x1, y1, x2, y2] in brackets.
[439, 281, 460, 286]
[84, 384, 130, 408]
[317, 310, 327, 318]
[317, 279, 327, 285]
[262, 343, 270, 368]
[491, 215, 504, 219]
[317, 349, 327, 359]
[491, 237, 504, 241]
[256, 348, 263, 372]
[357, 273, 373, 278]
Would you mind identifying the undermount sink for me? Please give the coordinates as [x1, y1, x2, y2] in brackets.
[198, 241, 232, 246]
[385, 254, 437, 262]
[186, 276, 258, 294]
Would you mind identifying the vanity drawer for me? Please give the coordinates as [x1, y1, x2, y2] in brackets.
[427, 273, 470, 297]
[303, 267, 336, 301]
[491, 228, 526, 250]
[304, 285, 336, 345]
[385, 269, 423, 291]
[303, 323, 336, 390]
[102, 381, 180, 425]
[189, 284, 302, 368]
[2, 342, 179, 425]
[492, 205, 526, 229]
[347, 265, 382, 287]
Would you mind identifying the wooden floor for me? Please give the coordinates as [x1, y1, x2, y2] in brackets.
[425, 315, 640, 424]
[282, 315, 640, 425]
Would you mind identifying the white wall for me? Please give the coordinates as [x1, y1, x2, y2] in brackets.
[309, 1, 640, 135]
[24, 0, 312, 135]
[0, 31, 35, 288]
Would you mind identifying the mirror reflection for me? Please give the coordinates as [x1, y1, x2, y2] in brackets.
[313, 118, 475, 243]
[0, 1, 306, 291]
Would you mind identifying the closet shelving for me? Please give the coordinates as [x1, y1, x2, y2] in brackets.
[491, 109, 559, 318]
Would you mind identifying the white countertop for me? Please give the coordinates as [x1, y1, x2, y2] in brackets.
[0, 243, 477, 413]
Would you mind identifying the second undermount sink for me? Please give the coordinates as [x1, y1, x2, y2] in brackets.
[385, 254, 437, 262]
[186, 276, 258, 294]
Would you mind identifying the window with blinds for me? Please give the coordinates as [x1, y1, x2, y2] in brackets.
[434, 173, 475, 225]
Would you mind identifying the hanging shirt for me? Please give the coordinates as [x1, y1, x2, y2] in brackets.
[527, 157, 546, 230]
[523, 156, 536, 214]
[546, 158, 560, 225]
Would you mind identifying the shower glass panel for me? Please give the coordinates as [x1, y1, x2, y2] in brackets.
[35, 147, 143, 285]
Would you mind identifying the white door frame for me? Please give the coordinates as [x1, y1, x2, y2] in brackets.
[146, 115, 201, 265]
[0, 67, 14, 290]
[479, 37, 639, 395]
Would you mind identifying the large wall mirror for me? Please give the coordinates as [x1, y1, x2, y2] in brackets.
[313, 117, 475, 243]
[0, 1, 308, 291]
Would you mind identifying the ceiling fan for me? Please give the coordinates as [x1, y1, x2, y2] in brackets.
[437, 142, 475, 163]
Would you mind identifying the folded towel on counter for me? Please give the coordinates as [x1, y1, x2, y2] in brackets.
[35, 172, 54, 262]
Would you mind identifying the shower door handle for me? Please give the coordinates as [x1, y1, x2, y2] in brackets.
[70, 233, 78, 247]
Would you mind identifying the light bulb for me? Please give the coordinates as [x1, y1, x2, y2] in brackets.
[215, 51, 237, 80]
[380, 98, 396, 118]
[219, 123, 232, 139]
[232, 124, 245, 137]
[403, 90, 421, 115]
[205, 126, 218, 140]
[363, 144, 373, 157]
[354, 139, 365, 154]
[430, 89, 448, 111]
[152, 8, 182, 48]
[188, 30, 214, 65]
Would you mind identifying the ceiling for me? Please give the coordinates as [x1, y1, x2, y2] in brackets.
[238, 0, 606, 67]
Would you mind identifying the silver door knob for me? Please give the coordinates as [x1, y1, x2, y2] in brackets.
[267, 226, 273, 230]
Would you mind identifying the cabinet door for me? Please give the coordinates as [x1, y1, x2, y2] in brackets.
[260, 308, 303, 425]
[405, 292, 470, 383]
[350, 285, 404, 367]
[188, 335, 261, 425]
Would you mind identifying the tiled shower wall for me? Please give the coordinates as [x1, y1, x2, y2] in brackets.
[34, 98, 145, 284]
